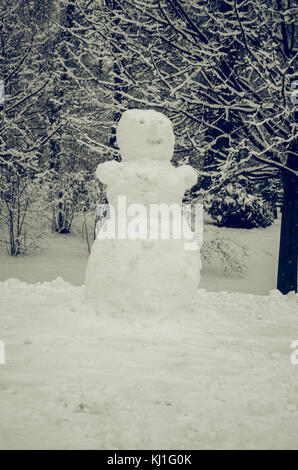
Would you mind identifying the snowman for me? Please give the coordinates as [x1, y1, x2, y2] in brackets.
[85, 109, 201, 314]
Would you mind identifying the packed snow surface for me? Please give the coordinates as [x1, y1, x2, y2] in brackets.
[0, 278, 298, 450]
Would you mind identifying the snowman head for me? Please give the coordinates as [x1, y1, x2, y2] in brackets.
[116, 109, 175, 162]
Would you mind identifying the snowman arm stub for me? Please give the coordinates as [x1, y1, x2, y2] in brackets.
[176, 164, 197, 190]
[95, 160, 122, 185]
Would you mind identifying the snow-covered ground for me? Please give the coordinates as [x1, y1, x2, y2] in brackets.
[0, 214, 297, 449]
[0, 278, 297, 449]
[0, 213, 281, 295]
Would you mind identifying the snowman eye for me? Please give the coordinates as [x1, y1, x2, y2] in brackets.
[139, 118, 145, 124]
[159, 120, 165, 125]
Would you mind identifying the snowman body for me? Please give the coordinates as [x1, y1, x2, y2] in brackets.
[85, 109, 201, 314]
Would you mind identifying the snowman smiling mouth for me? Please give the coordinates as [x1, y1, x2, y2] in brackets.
[147, 138, 163, 145]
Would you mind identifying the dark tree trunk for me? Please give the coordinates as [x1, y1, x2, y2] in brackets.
[48, 1, 74, 234]
[276, 1, 297, 295]
[277, 149, 298, 294]
[106, 0, 127, 159]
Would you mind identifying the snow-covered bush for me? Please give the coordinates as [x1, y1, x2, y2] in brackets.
[0, 171, 47, 256]
[46, 170, 96, 234]
[205, 183, 274, 229]
[202, 236, 248, 274]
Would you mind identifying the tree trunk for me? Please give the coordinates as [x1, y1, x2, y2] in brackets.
[106, 0, 127, 158]
[277, 150, 298, 294]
